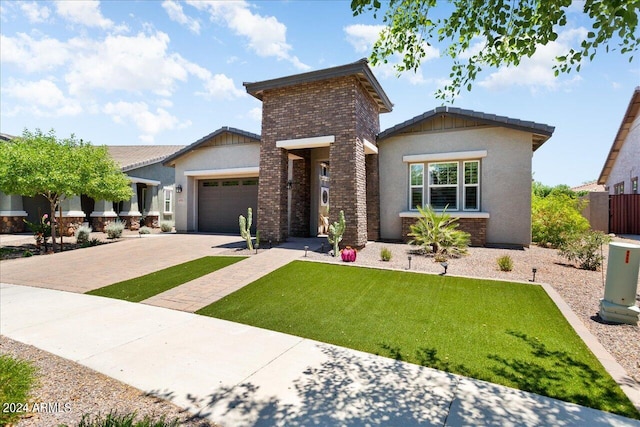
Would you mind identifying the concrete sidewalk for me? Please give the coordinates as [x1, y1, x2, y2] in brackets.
[2, 283, 638, 426]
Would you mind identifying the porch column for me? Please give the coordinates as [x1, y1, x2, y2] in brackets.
[145, 185, 160, 228]
[0, 191, 28, 233]
[58, 196, 85, 236]
[119, 183, 141, 230]
[89, 199, 118, 232]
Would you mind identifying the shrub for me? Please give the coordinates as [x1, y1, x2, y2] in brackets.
[81, 237, 102, 248]
[559, 230, 611, 271]
[139, 226, 151, 235]
[160, 221, 173, 232]
[23, 250, 33, 257]
[105, 220, 125, 239]
[497, 255, 514, 272]
[408, 205, 470, 260]
[380, 247, 392, 261]
[75, 224, 92, 244]
[67, 411, 181, 427]
[0, 354, 36, 426]
[532, 193, 589, 248]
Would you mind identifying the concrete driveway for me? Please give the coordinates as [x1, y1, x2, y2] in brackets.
[0, 233, 244, 294]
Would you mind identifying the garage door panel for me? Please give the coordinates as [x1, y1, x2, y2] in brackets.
[198, 179, 258, 233]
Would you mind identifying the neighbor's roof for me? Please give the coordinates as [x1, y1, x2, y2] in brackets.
[378, 106, 555, 151]
[163, 126, 261, 167]
[571, 181, 606, 192]
[598, 87, 640, 185]
[0, 133, 16, 141]
[244, 58, 393, 113]
[107, 145, 184, 172]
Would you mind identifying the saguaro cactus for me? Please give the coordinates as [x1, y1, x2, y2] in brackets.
[239, 207, 253, 251]
[327, 210, 346, 257]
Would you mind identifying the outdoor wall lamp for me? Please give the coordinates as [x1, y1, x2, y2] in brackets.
[440, 262, 448, 275]
[175, 184, 183, 193]
[531, 267, 537, 282]
[407, 255, 412, 270]
[287, 180, 293, 189]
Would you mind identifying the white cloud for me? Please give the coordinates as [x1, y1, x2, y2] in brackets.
[247, 106, 262, 122]
[478, 27, 589, 92]
[2, 78, 82, 117]
[55, 0, 114, 29]
[198, 74, 245, 99]
[0, 33, 72, 72]
[344, 24, 385, 53]
[186, 0, 310, 70]
[103, 101, 191, 143]
[20, 2, 51, 23]
[162, 1, 200, 34]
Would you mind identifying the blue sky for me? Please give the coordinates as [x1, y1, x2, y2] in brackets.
[1, 1, 638, 187]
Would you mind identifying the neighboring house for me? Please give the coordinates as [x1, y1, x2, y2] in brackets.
[0, 141, 183, 234]
[165, 59, 554, 247]
[598, 87, 640, 195]
[597, 87, 640, 235]
[572, 181, 608, 233]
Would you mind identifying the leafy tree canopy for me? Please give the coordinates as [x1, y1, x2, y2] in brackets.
[351, 0, 639, 100]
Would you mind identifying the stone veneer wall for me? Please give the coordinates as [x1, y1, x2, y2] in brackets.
[144, 215, 159, 229]
[401, 217, 487, 247]
[0, 216, 26, 233]
[290, 150, 311, 236]
[58, 217, 85, 237]
[258, 75, 381, 247]
[91, 216, 117, 232]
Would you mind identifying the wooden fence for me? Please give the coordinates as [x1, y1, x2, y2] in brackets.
[609, 194, 640, 235]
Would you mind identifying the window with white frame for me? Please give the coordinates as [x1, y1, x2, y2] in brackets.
[428, 162, 459, 210]
[409, 164, 424, 209]
[408, 159, 481, 211]
[163, 187, 173, 214]
[463, 161, 480, 211]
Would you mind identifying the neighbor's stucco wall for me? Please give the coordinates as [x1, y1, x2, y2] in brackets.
[379, 126, 534, 246]
[172, 141, 260, 232]
[607, 113, 640, 194]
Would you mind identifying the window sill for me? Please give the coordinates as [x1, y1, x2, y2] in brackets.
[399, 211, 490, 219]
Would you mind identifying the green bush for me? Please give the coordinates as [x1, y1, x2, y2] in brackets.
[559, 230, 611, 271]
[65, 411, 181, 427]
[0, 354, 37, 426]
[105, 220, 125, 239]
[75, 224, 92, 244]
[408, 205, 470, 260]
[81, 237, 102, 248]
[139, 226, 151, 235]
[497, 255, 514, 272]
[532, 193, 589, 248]
[380, 247, 392, 261]
[159, 221, 173, 232]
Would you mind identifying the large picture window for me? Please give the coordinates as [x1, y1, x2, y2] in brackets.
[428, 162, 458, 210]
[409, 164, 424, 210]
[408, 159, 481, 211]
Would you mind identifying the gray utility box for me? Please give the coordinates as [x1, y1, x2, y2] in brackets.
[600, 242, 640, 324]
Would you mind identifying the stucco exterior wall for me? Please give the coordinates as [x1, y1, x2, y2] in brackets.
[580, 191, 609, 232]
[379, 126, 534, 246]
[607, 113, 640, 194]
[172, 141, 260, 232]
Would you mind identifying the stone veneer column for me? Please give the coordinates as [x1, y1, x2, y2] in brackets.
[257, 143, 289, 243]
[144, 185, 160, 228]
[289, 151, 311, 237]
[119, 183, 142, 230]
[57, 196, 86, 236]
[90, 200, 118, 232]
[0, 192, 27, 233]
[365, 153, 380, 241]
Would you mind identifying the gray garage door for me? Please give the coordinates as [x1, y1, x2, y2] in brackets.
[198, 178, 258, 233]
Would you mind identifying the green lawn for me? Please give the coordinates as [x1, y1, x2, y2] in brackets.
[197, 261, 639, 419]
[0, 354, 37, 426]
[87, 256, 246, 302]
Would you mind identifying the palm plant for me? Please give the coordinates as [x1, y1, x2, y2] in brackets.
[407, 205, 470, 259]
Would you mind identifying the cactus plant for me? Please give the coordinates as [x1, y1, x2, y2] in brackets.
[327, 210, 346, 257]
[239, 207, 253, 251]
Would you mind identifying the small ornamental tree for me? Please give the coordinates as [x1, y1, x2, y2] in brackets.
[0, 129, 131, 252]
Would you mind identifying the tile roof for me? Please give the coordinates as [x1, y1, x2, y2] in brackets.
[378, 106, 555, 151]
[598, 87, 640, 185]
[244, 58, 393, 113]
[572, 181, 606, 192]
[106, 145, 185, 172]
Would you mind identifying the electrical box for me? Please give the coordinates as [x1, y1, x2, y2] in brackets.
[600, 242, 640, 324]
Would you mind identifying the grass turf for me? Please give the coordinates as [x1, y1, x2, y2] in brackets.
[87, 256, 246, 302]
[197, 260, 639, 419]
[0, 354, 37, 426]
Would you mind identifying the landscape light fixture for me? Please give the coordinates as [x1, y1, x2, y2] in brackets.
[321, 242, 325, 253]
[531, 267, 537, 282]
[287, 180, 293, 189]
[269, 240, 272, 249]
[304, 245, 309, 257]
[440, 262, 448, 275]
[407, 255, 412, 270]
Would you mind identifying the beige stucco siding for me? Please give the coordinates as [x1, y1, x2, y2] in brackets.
[173, 141, 260, 232]
[379, 126, 533, 246]
[606, 113, 640, 194]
